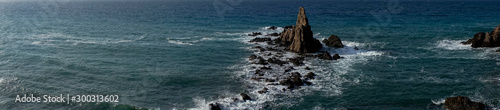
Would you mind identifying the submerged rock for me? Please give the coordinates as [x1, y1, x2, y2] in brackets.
[305, 72, 315, 79]
[463, 25, 500, 48]
[267, 26, 278, 30]
[322, 35, 344, 48]
[444, 96, 485, 110]
[248, 32, 262, 36]
[279, 7, 323, 53]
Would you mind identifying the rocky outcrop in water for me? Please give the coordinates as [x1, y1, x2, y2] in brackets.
[462, 25, 500, 48]
[279, 7, 323, 53]
[444, 96, 485, 110]
[323, 35, 344, 48]
[248, 32, 262, 36]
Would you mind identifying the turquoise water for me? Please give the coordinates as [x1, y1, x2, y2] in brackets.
[0, 0, 500, 109]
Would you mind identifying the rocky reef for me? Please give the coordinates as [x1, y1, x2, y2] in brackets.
[462, 25, 500, 48]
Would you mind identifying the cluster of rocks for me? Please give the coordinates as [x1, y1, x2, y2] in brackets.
[208, 7, 348, 109]
[462, 25, 500, 49]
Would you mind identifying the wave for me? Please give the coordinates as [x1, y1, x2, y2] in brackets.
[434, 40, 471, 50]
[29, 32, 149, 46]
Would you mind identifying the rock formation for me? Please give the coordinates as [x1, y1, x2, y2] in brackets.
[279, 7, 323, 53]
[323, 35, 344, 48]
[444, 96, 485, 110]
[463, 25, 500, 48]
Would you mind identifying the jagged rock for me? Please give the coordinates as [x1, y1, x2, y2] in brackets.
[258, 88, 268, 94]
[253, 46, 266, 51]
[250, 37, 272, 42]
[279, 7, 323, 53]
[444, 96, 485, 110]
[279, 79, 294, 89]
[333, 54, 342, 60]
[248, 32, 262, 36]
[316, 52, 333, 60]
[463, 25, 500, 48]
[322, 35, 344, 48]
[290, 72, 303, 85]
[240, 93, 252, 101]
[266, 33, 280, 36]
[252, 56, 268, 65]
[305, 72, 315, 79]
[209, 103, 221, 110]
[267, 26, 278, 30]
[305, 66, 311, 70]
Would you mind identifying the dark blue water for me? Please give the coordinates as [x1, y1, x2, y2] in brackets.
[0, 0, 500, 109]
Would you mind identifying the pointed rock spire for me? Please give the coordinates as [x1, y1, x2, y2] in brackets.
[279, 7, 322, 53]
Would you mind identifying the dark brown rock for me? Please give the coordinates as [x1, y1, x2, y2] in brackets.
[333, 54, 342, 60]
[305, 72, 315, 79]
[209, 103, 221, 110]
[267, 26, 278, 30]
[249, 54, 257, 60]
[316, 52, 333, 60]
[444, 96, 485, 110]
[240, 93, 252, 101]
[288, 57, 305, 66]
[250, 37, 272, 42]
[258, 87, 268, 94]
[248, 32, 262, 36]
[266, 33, 280, 36]
[464, 25, 500, 48]
[279, 7, 323, 53]
[322, 35, 344, 48]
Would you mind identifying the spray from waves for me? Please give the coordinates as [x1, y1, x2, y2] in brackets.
[188, 26, 385, 109]
[434, 39, 472, 50]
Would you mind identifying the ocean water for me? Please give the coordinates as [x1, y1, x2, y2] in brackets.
[1, 0, 500, 109]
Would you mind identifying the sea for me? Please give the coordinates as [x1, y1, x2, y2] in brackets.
[1, 0, 500, 109]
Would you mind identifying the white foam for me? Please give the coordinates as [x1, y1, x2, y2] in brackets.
[431, 98, 445, 105]
[167, 38, 194, 45]
[435, 40, 471, 50]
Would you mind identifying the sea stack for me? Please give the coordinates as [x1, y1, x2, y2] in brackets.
[279, 7, 322, 53]
[462, 25, 500, 48]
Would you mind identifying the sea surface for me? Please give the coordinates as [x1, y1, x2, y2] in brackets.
[1, 0, 500, 109]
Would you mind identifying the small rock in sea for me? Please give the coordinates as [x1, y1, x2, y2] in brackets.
[240, 93, 252, 101]
[305, 66, 311, 70]
[249, 37, 272, 42]
[260, 66, 272, 70]
[208, 103, 221, 110]
[333, 53, 342, 60]
[279, 79, 294, 89]
[284, 66, 294, 72]
[496, 49, 500, 52]
[305, 72, 315, 79]
[288, 57, 305, 66]
[266, 33, 280, 36]
[463, 25, 500, 48]
[265, 78, 275, 82]
[354, 47, 359, 50]
[249, 54, 257, 60]
[444, 96, 485, 110]
[267, 26, 278, 30]
[290, 72, 303, 86]
[322, 34, 344, 48]
[258, 87, 268, 94]
[304, 81, 312, 85]
[267, 57, 287, 66]
[316, 51, 333, 60]
[248, 32, 262, 36]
